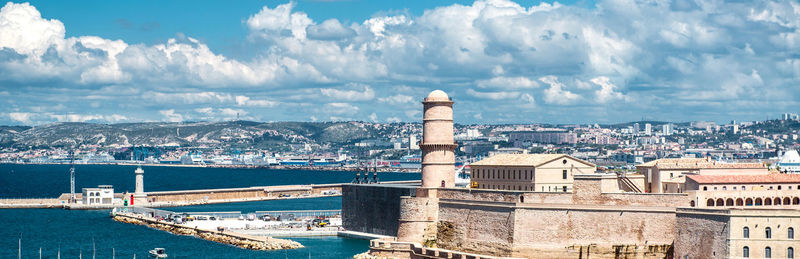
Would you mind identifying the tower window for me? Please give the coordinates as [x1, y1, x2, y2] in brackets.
[562, 170, 567, 179]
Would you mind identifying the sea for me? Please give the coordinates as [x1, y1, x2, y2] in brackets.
[0, 164, 421, 258]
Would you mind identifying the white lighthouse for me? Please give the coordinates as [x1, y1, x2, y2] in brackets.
[133, 166, 147, 205]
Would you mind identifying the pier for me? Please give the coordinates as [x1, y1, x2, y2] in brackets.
[0, 180, 420, 209]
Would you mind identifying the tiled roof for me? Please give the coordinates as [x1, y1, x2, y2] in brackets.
[471, 153, 594, 167]
[686, 174, 800, 184]
[637, 158, 765, 169]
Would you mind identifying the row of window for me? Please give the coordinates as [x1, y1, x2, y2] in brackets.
[476, 184, 569, 192]
[742, 226, 794, 239]
[701, 197, 800, 207]
[472, 168, 570, 180]
[87, 192, 101, 197]
[702, 185, 799, 191]
[742, 246, 793, 258]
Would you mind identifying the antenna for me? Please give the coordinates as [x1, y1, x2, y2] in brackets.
[69, 148, 76, 204]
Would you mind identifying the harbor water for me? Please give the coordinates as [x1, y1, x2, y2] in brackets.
[0, 164, 421, 258]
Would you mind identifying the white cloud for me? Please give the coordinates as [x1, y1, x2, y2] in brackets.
[539, 76, 579, 105]
[1, 0, 799, 124]
[320, 84, 375, 101]
[476, 76, 539, 89]
[159, 109, 183, 122]
[466, 88, 520, 100]
[378, 94, 415, 105]
[590, 76, 628, 103]
[235, 96, 278, 107]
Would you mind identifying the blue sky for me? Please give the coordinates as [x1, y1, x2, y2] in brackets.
[0, 0, 798, 125]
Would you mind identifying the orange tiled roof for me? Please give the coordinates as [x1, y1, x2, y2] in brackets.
[686, 174, 800, 184]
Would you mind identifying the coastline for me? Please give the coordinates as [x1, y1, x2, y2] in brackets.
[0, 162, 422, 173]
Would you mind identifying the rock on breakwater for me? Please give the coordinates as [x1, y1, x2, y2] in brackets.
[112, 214, 303, 250]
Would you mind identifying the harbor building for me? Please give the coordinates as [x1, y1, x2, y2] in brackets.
[636, 157, 767, 193]
[82, 185, 114, 205]
[508, 130, 577, 147]
[779, 149, 800, 174]
[685, 174, 800, 208]
[675, 208, 800, 259]
[469, 153, 597, 192]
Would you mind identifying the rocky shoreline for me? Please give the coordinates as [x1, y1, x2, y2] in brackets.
[112, 214, 303, 250]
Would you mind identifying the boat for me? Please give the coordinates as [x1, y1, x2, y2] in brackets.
[148, 248, 168, 258]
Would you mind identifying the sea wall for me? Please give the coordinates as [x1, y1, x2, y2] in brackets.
[342, 184, 417, 236]
[112, 213, 302, 250]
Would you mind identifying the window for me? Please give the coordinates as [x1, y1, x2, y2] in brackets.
[765, 247, 771, 258]
[779, 185, 782, 190]
[714, 187, 718, 190]
[743, 227, 749, 238]
[733, 186, 737, 190]
[743, 186, 746, 190]
[703, 186, 708, 191]
[790, 228, 795, 239]
[562, 186, 567, 192]
[722, 186, 727, 190]
[562, 170, 567, 179]
[766, 227, 772, 239]
[789, 247, 794, 259]
[743, 246, 749, 258]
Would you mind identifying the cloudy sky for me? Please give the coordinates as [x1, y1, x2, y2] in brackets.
[0, 0, 798, 125]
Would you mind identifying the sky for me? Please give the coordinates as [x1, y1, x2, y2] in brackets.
[0, 0, 798, 126]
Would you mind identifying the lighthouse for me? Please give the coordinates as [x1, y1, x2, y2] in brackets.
[420, 90, 456, 188]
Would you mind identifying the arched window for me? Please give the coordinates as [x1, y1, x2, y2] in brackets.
[746, 198, 753, 206]
[703, 186, 708, 191]
[726, 198, 734, 206]
[743, 246, 749, 258]
[776, 197, 783, 205]
[765, 247, 771, 258]
[723, 186, 727, 190]
[789, 247, 794, 259]
[690, 200, 695, 207]
[765, 198, 772, 205]
[707, 199, 715, 207]
[755, 198, 763, 206]
[716, 198, 724, 206]
[790, 227, 795, 239]
[786, 197, 792, 205]
[736, 198, 744, 206]
[743, 227, 750, 238]
[766, 227, 772, 239]
[794, 197, 800, 205]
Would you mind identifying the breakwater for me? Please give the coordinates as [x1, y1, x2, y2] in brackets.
[112, 212, 303, 250]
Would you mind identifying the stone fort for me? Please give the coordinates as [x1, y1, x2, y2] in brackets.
[343, 90, 800, 259]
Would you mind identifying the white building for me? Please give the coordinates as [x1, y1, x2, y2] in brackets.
[645, 123, 652, 135]
[778, 150, 800, 174]
[82, 185, 114, 205]
[662, 124, 673, 135]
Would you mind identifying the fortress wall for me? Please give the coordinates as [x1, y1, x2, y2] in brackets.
[342, 184, 417, 236]
[435, 201, 516, 257]
[674, 209, 730, 259]
[437, 188, 573, 204]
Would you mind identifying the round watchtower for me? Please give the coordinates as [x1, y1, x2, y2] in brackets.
[421, 90, 456, 188]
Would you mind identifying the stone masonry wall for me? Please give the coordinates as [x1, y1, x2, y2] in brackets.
[342, 184, 417, 236]
[674, 209, 730, 259]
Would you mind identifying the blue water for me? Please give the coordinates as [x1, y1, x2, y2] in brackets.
[0, 164, 419, 198]
[1, 204, 368, 258]
[0, 165, 417, 258]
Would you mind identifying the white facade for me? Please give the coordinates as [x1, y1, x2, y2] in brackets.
[82, 185, 114, 205]
[779, 150, 800, 174]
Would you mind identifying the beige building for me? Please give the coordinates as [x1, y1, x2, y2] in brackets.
[676, 208, 800, 259]
[636, 157, 767, 193]
[470, 154, 596, 192]
[685, 174, 800, 208]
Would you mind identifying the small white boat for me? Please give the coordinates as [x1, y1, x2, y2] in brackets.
[149, 248, 168, 258]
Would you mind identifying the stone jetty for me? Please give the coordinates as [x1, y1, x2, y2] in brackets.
[112, 213, 303, 250]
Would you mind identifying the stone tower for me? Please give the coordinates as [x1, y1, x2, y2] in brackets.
[421, 90, 456, 188]
[133, 166, 147, 204]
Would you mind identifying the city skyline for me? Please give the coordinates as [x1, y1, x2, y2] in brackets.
[1, 0, 799, 125]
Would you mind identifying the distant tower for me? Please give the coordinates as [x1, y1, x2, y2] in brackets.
[420, 90, 456, 188]
[133, 166, 147, 204]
